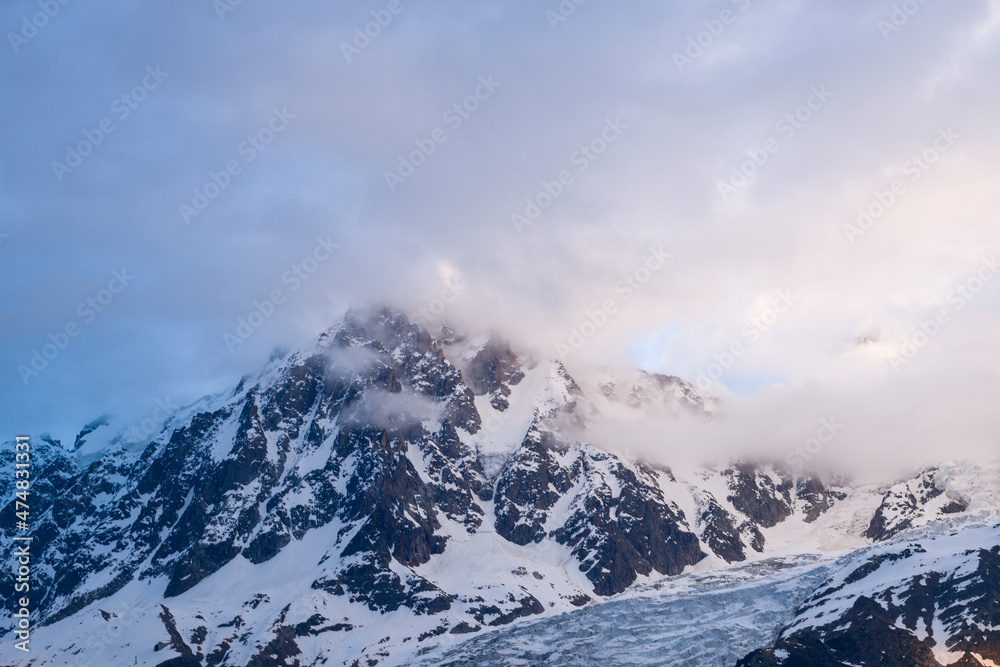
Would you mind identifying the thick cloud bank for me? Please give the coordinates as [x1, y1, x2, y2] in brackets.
[1, 1, 997, 475]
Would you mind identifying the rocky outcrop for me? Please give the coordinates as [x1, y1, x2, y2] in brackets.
[463, 338, 525, 410]
[725, 462, 794, 529]
[738, 526, 1000, 666]
[866, 468, 943, 541]
[795, 475, 847, 523]
[0, 306, 982, 667]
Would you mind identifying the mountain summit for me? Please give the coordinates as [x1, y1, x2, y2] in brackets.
[2, 306, 997, 666]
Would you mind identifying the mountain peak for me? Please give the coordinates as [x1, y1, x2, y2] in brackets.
[5, 306, 996, 666]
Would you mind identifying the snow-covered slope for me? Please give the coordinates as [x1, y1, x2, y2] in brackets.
[406, 555, 834, 667]
[391, 521, 1000, 667]
[740, 521, 1000, 666]
[0, 306, 997, 666]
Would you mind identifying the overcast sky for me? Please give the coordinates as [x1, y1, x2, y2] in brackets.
[2, 1, 998, 475]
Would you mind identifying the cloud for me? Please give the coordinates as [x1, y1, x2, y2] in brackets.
[582, 368, 1000, 483]
[341, 388, 444, 432]
[0, 0, 997, 477]
[323, 343, 384, 381]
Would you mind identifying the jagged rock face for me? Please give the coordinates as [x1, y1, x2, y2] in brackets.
[796, 476, 847, 524]
[0, 306, 981, 667]
[688, 471, 850, 564]
[310, 422, 457, 616]
[866, 468, 945, 541]
[494, 423, 704, 595]
[493, 428, 575, 546]
[737, 525, 1000, 666]
[725, 462, 794, 529]
[2, 309, 718, 664]
[687, 462, 798, 563]
[0, 436, 78, 521]
[550, 452, 704, 595]
[696, 492, 752, 563]
[739, 596, 946, 667]
[2, 308, 490, 625]
[463, 338, 525, 410]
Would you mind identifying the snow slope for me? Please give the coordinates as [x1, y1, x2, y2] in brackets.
[1, 309, 998, 666]
[405, 555, 834, 666]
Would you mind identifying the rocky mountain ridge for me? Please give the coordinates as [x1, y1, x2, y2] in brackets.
[1, 306, 996, 666]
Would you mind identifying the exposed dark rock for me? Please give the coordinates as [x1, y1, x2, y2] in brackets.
[417, 623, 449, 641]
[463, 338, 525, 411]
[469, 593, 545, 627]
[725, 462, 793, 529]
[739, 596, 943, 666]
[696, 493, 748, 563]
[155, 658, 203, 667]
[156, 605, 201, 666]
[73, 415, 111, 450]
[2, 306, 932, 667]
[866, 468, 943, 541]
[795, 476, 847, 524]
[488, 595, 545, 626]
[450, 621, 481, 634]
[494, 429, 575, 546]
[245, 624, 302, 667]
[739, 532, 1000, 667]
[552, 455, 704, 595]
[942, 499, 970, 515]
[190, 625, 208, 645]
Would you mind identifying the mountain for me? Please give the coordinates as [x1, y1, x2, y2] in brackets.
[0, 306, 997, 666]
[738, 521, 1000, 666]
[394, 520, 1000, 667]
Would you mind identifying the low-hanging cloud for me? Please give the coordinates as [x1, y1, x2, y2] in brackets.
[0, 0, 997, 478]
[341, 388, 444, 432]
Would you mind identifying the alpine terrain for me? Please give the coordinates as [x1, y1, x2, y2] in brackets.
[2, 306, 998, 666]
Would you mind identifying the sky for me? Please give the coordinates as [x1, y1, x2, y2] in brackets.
[1, 0, 998, 476]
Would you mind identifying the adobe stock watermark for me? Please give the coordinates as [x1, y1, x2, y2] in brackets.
[673, 0, 752, 73]
[545, 0, 590, 31]
[843, 127, 958, 244]
[179, 107, 295, 223]
[223, 236, 339, 352]
[340, 0, 408, 63]
[555, 245, 671, 356]
[511, 116, 627, 234]
[7, 0, 72, 54]
[384, 75, 501, 192]
[122, 398, 176, 445]
[889, 255, 998, 370]
[480, 407, 509, 436]
[785, 417, 843, 471]
[64, 601, 145, 667]
[878, 0, 935, 41]
[17, 269, 134, 385]
[213, 0, 245, 21]
[52, 66, 169, 183]
[717, 85, 833, 202]
[694, 289, 798, 390]
[410, 277, 465, 329]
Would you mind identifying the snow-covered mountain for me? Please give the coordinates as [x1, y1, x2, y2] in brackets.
[739, 520, 1000, 666]
[1, 306, 997, 666]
